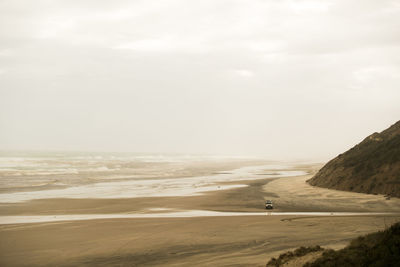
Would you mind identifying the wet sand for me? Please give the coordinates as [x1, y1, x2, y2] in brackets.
[1, 211, 395, 224]
[1, 163, 399, 266]
[1, 215, 399, 266]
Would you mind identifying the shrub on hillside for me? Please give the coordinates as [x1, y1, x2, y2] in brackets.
[304, 222, 400, 267]
[266, 246, 324, 266]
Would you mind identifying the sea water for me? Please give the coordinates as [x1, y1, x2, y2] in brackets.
[0, 151, 306, 203]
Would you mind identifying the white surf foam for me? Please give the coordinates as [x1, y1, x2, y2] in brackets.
[0, 165, 306, 203]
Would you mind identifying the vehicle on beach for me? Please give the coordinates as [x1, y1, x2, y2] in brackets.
[265, 200, 273, 209]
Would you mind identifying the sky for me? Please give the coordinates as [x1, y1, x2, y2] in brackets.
[0, 0, 399, 160]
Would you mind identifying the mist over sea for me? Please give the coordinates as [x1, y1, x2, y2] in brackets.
[0, 151, 305, 203]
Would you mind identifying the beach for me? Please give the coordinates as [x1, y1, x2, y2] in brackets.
[1, 154, 399, 266]
[2, 0, 399, 265]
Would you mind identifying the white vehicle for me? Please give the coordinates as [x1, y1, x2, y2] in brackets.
[265, 200, 273, 209]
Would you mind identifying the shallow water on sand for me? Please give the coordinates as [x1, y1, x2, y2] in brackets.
[0, 164, 305, 203]
[0, 211, 395, 224]
[0, 152, 307, 203]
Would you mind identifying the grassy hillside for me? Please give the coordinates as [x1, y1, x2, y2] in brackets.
[307, 120, 400, 197]
[266, 221, 400, 267]
[304, 221, 400, 267]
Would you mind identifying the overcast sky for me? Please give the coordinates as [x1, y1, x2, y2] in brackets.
[0, 0, 399, 160]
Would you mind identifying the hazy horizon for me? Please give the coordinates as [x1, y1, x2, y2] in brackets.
[1, 0, 400, 161]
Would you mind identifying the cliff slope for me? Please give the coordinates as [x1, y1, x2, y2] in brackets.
[307, 120, 400, 197]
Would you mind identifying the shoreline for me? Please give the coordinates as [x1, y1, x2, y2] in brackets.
[1, 162, 400, 266]
[1, 162, 399, 217]
[1, 211, 397, 225]
[0, 158, 272, 194]
[0, 164, 306, 203]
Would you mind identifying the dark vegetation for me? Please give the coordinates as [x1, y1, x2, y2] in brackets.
[266, 222, 400, 267]
[308, 120, 400, 197]
[304, 221, 400, 267]
[266, 246, 324, 266]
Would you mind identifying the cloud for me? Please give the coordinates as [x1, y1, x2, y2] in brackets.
[0, 49, 13, 57]
[232, 69, 255, 78]
[351, 65, 400, 91]
[0, 0, 399, 159]
[113, 37, 210, 53]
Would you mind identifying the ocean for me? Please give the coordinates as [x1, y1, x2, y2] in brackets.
[0, 151, 305, 203]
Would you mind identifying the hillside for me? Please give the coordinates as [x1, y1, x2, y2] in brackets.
[266, 221, 400, 267]
[305, 221, 400, 267]
[307, 120, 400, 197]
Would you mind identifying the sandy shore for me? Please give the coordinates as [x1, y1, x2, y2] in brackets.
[2, 215, 400, 267]
[1, 163, 399, 266]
